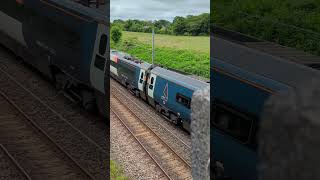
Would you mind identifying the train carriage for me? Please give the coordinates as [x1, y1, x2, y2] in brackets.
[110, 50, 152, 98]
[211, 35, 320, 180]
[110, 50, 209, 132]
[110, 51, 138, 86]
[0, 0, 109, 117]
[147, 67, 209, 132]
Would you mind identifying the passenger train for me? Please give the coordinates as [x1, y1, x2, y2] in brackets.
[0, 0, 109, 118]
[110, 50, 209, 132]
[211, 35, 320, 180]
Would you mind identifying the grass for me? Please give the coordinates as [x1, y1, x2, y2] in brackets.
[123, 31, 210, 54]
[110, 160, 128, 180]
[212, 0, 320, 56]
[111, 31, 210, 78]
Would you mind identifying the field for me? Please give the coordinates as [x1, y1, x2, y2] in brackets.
[212, 0, 320, 56]
[111, 31, 210, 78]
[123, 31, 210, 53]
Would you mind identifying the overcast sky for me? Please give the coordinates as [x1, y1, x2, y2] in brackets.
[111, 0, 210, 22]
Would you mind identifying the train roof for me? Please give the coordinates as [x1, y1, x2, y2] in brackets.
[211, 36, 320, 89]
[213, 26, 320, 68]
[151, 66, 209, 91]
[111, 49, 151, 69]
[44, 0, 108, 24]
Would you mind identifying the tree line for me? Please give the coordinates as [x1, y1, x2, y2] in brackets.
[112, 13, 210, 36]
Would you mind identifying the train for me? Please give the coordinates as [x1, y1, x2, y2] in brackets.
[0, 0, 109, 118]
[110, 49, 209, 132]
[211, 34, 320, 180]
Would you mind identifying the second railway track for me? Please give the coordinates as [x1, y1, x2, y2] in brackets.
[0, 144, 31, 180]
[0, 47, 108, 180]
[0, 92, 93, 179]
[110, 93, 192, 180]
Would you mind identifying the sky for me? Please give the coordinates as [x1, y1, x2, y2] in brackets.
[110, 0, 210, 22]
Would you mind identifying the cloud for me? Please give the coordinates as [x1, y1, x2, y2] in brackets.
[110, 0, 210, 21]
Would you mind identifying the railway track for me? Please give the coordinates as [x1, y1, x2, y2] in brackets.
[0, 50, 108, 179]
[110, 93, 192, 180]
[0, 144, 31, 180]
[111, 79, 191, 151]
[0, 45, 108, 152]
[0, 92, 93, 179]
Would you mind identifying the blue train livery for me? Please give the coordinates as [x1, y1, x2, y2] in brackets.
[0, 0, 109, 117]
[150, 67, 208, 131]
[211, 36, 320, 180]
[110, 50, 209, 132]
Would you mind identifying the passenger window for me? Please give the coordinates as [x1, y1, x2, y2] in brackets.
[99, 34, 108, 55]
[212, 102, 254, 144]
[176, 93, 191, 109]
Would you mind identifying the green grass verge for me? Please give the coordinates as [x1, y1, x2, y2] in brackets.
[212, 0, 320, 56]
[110, 160, 128, 180]
[111, 32, 210, 78]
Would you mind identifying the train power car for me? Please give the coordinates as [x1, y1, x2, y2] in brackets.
[211, 36, 320, 180]
[0, 0, 109, 117]
[110, 49, 152, 98]
[110, 50, 209, 132]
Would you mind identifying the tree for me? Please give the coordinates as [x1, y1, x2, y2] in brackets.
[124, 20, 133, 31]
[111, 26, 122, 44]
[172, 16, 187, 35]
[111, 13, 210, 36]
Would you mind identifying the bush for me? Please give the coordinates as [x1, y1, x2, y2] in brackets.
[111, 26, 122, 44]
[122, 37, 138, 51]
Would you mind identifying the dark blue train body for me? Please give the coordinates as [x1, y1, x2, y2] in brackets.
[110, 50, 151, 93]
[150, 67, 208, 131]
[0, 0, 109, 117]
[110, 50, 209, 132]
[211, 36, 320, 180]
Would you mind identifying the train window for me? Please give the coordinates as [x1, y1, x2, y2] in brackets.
[99, 34, 108, 55]
[176, 93, 191, 109]
[140, 72, 144, 83]
[94, 54, 105, 71]
[149, 77, 154, 89]
[212, 103, 253, 144]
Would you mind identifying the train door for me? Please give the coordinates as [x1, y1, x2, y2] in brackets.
[90, 23, 109, 117]
[147, 73, 157, 107]
[138, 69, 147, 100]
[90, 23, 108, 94]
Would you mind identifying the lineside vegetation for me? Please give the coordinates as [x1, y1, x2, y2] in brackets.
[212, 0, 320, 55]
[111, 31, 210, 78]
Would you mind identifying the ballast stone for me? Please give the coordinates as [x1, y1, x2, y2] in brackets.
[191, 86, 210, 180]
